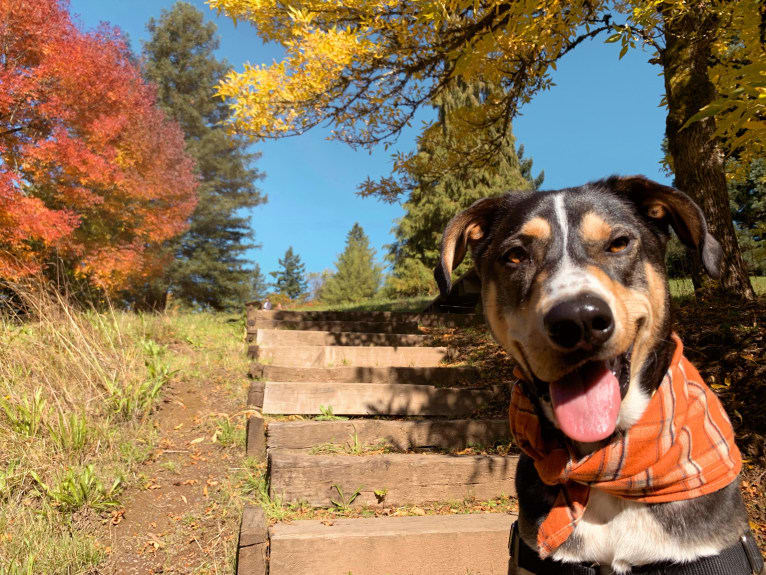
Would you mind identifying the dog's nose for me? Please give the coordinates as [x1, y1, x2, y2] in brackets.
[544, 294, 614, 351]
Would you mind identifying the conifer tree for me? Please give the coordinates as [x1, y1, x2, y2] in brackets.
[320, 224, 383, 304]
[270, 247, 307, 299]
[142, 2, 265, 310]
[250, 263, 269, 302]
[385, 81, 542, 296]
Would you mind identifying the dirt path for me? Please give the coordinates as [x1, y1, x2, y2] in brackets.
[101, 319, 251, 575]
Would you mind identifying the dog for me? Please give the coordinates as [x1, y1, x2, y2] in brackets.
[435, 176, 765, 575]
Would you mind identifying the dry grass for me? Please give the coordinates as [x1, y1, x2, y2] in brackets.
[0, 284, 175, 573]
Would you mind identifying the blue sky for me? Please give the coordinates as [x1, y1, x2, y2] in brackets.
[69, 0, 669, 277]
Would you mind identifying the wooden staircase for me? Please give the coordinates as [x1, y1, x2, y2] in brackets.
[238, 307, 517, 575]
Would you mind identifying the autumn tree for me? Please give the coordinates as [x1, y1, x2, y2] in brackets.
[320, 224, 383, 304]
[0, 0, 196, 291]
[143, 2, 265, 310]
[270, 247, 307, 300]
[382, 81, 541, 297]
[211, 0, 764, 300]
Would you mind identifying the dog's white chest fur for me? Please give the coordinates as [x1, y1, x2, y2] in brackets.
[550, 489, 720, 574]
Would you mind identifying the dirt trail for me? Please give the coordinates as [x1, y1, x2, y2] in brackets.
[102, 335, 249, 574]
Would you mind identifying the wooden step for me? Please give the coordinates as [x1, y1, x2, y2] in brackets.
[254, 381, 500, 416]
[262, 419, 511, 453]
[250, 364, 481, 385]
[249, 318, 422, 334]
[268, 450, 518, 507]
[262, 513, 515, 575]
[251, 329, 428, 347]
[250, 345, 450, 367]
[247, 308, 482, 328]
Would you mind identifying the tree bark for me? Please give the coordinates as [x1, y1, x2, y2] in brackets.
[661, 6, 755, 300]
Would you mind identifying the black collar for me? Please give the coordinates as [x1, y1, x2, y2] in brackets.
[510, 521, 764, 575]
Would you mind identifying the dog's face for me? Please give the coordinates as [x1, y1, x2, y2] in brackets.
[436, 176, 721, 445]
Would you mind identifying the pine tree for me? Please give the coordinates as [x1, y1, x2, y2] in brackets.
[142, 2, 266, 310]
[270, 247, 307, 299]
[728, 159, 766, 275]
[320, 224, 383, 304]
[385, 81, 542, 296]
[250, 263, 269, 302]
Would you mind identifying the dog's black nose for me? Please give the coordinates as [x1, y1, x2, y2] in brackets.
[544, 294, 614, 350]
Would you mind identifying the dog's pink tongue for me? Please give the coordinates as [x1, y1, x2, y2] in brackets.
[549, 361, 621, 443]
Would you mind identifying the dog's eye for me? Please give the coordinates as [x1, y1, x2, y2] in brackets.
[607, 236, 630, 253]
[503, 246, 528, 266]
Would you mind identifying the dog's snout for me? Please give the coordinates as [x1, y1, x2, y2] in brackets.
[544, 294, 614, 351]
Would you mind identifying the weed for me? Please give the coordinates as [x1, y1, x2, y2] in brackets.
[213, 417, 243, 447]
[330, 484, 363, 512]
[48, 410, 91, 453]
[159, 460, 180, 474]
[105, 339, 172, 419]
[373, 488, 387, 503]
[310, 431, 391, 455]
[0, 460, 23, 500]
[239, 461, 290, 521]
[31, 465, 122, 513]
[0, 388, 46, 437]
[315, 405, 348, 421]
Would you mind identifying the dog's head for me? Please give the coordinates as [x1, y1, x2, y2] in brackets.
[436, 176, 721, 445]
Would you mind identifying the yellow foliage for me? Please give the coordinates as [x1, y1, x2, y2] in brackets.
[708, 1, 766, 177]
[210, 0, 764, 168]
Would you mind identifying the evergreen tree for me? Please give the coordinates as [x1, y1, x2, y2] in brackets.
[250, 263, 269, 302]
[270, 247, 307, 299]
[385, 81, 542, 296]
[142, 2, 266, 310]
[320, 224, 383, 304]
[729, 159, 766, 275]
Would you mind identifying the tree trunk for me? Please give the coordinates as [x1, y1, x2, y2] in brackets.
[661, 6, 755, 301]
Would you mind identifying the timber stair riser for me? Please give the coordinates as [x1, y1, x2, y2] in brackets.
[247, 319, 420, 334]
[250, 381, 501, 417]
[268, 450, 518, 508]
[249, 319, 422, 334]
[258, 419, 511, 454]
[247, 308, 483, 327]
[249, 364, 481, 385]
[250, 344, 450, 367]
[251, 328, 428, 347]
[239, 508, 516, 575]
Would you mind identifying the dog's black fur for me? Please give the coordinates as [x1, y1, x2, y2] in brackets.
[436, 176, 751, 574]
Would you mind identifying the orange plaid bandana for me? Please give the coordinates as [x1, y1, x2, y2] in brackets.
[509, 334, 742, 558]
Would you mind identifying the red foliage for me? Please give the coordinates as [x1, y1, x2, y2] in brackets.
[0, 0, 197, 290]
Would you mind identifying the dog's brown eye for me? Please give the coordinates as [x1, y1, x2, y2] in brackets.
[504, 246, 528, 265]
[608, 236, 630, 253]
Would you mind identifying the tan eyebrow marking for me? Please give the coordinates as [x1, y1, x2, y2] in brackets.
[520, 217, 551, 240]
[581, 212, 612, 242]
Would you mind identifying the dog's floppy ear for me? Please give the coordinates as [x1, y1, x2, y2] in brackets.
[434, 195, 505, 297]
[608, 175, 722, 278]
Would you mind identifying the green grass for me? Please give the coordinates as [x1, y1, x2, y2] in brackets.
[0, 285, 249, 573]
[295, 295, 433, 313]
[669, 276, 766, 299]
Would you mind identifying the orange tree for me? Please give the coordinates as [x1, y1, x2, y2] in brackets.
[210, 0, 765, 300]
[0, 0, 197, 293]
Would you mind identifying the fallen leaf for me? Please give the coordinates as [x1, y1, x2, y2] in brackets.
[111, 509, 125, 525]
[189, 437, 205, 445]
